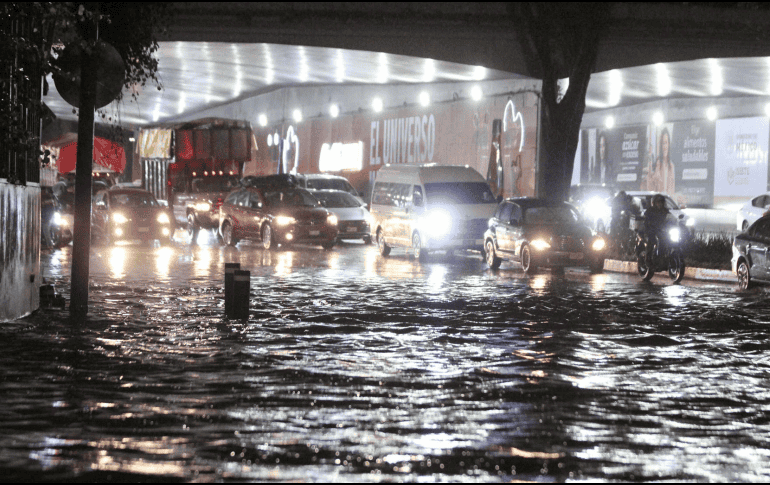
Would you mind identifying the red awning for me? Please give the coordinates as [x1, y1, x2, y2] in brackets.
[44, 134, 126, 174]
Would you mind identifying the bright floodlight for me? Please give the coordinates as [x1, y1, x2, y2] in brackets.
[653, 111, 664, 126]
[471, 86, 483, 101]
[372, 97, 383, 113]
[604, 116, 615, 129]
[329, 104, 340, 118]
[765, 103, 770, 118]
[419, 91, 430, 107]
[258, 114, 268, 127]
[292, 109, 302, 123]
[707, 106, 718, 121]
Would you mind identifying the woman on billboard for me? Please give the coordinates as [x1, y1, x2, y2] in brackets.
[646, 127, 675, 194]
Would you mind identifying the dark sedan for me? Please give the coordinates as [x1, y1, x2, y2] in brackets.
[483, 198, 607, 273]
[92, 188, 174, 244]
[219, 185, 338, 250]
[732, 215, 770, 290]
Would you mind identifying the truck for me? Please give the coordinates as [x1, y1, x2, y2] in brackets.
[136, 118, 257, 241]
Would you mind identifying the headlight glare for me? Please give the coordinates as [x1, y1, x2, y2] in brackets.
[327, 214, 338, 226]
[275, 216, 296, 226]
[531, 239, 551, 251]
[669, 227, 681, 242]
[112, 213, 128, 224]
[421, 209, 452, 237]
[157, 213, 170, 224]
[195, 202, 211, 212]
[52, 212, 62, 226]
[592, 238, 606, 251]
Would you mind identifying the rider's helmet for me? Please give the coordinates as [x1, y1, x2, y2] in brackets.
[652, 193, 666, 208]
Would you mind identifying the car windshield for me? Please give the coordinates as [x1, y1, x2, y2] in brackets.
[313, 191, 361, 208]
[638, 195, 679, 211]
[305, 178, 354, 193]
[524, 205, 580, 225]
[110, 192, 158, 207]
[191, 176, 239, 193]
[424, 182, 496, 205]
[263, 189, 319, 208]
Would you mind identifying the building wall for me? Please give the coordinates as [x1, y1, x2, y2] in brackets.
[0, 181, 41, 322]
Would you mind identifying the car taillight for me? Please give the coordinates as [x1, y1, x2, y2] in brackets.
[213, 197, 224, 211]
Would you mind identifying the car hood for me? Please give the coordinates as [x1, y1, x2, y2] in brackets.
[274, 207, 330, 221]
[324, 206, 369, 221]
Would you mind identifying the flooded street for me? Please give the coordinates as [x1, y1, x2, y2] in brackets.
[2, 233, 770, 482]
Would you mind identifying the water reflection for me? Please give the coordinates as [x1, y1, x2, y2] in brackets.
[9, 242, 770, 482]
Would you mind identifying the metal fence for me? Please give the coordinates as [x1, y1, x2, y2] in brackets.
[0, 6, 43, 185]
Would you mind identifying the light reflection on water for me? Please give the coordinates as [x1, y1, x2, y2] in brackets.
[3, 239, 770, 481]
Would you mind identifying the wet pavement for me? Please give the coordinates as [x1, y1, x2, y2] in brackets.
[2, 231, 770, 482]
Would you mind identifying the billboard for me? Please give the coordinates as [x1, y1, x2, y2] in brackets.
[714, 117, 769, 203]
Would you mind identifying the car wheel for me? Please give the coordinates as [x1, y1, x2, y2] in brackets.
[321, 240, 335, 250]
[222, 222, 238, 247]
[412, 232, 427, 262]
[187, 213, 199, 241]
[520, 245, 536, 274]
[485, 239, 501, 270]
[262, 224, 277, 250]
[742, 220, 749, 231]
[363, 235, 372, 245]
[668, 252, 685, 284]
[737, 260, 752, 290]
[590, 258, 605, 274]
[49, 226, 61, 248]
[377, 229, 391, 257]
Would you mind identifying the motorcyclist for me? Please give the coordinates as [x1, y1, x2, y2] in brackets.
[642, 193, 672, 262]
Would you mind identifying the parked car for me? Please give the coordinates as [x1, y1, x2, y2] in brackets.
[732, 215, 770, 289]
[736, 192, 770, 231]
[91, 188, 174, 245]
[483, 197, 607, 273]
[569, 183, 615, 232]
[218, 180, 338, 250]
[295, 173, 366, 206]
[309, 189, 373, 244]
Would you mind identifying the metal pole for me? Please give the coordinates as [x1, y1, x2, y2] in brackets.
[69, 10, 98, 318]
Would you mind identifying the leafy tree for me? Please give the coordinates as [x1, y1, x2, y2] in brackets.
[1, 2, 169, 179]
[510, 2, 611, 202]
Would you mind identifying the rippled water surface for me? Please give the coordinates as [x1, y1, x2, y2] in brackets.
[2, 240, 770, 481]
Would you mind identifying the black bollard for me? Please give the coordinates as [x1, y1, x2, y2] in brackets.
[232, 270, 250, 321]
[224, 262, 240, 318]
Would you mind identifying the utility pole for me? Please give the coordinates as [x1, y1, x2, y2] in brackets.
[69, 9, 99, 317]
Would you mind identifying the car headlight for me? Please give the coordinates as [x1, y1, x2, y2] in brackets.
[194, 202, 211, 212]
[275, 216, 296, 226]
[584, 197, 611, 221]
[327, 214, 338, 226]
[157, 213, 170, 224]
[52, 212, 63, 226]
[421, 209, 452, 237]
[685, 217, 695, 227]
[669, 227, 681, 242]
[592, 237, 606, 251]
[531, 239, 551, 251]
[112, 213, 128, 224]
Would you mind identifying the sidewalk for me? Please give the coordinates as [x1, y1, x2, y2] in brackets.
[603, 259, 735, 283]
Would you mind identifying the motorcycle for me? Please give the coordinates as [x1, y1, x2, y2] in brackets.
[635, 214, 687, 283]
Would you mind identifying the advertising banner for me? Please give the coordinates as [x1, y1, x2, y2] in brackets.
[666, 120, 715, 207]
[714, 117, 769, 200]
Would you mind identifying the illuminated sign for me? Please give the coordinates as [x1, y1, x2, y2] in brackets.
[503, 100, 525, 152]
[370, 114, 436, 165]
[319, 142, 364, 172]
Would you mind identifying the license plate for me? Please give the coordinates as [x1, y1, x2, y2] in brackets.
[310, 230, 320, 236]
[347, 227, 357, 232]
[570, 252, 583, 260]
[138, 227, 149, 233]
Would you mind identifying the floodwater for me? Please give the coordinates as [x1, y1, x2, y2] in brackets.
[2, 234, 770, 482]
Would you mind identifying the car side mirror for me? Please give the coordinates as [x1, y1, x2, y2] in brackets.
[413, 194, 423, 207]
[678, 214, 684, 220]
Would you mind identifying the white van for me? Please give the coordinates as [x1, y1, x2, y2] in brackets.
[370, 164, 498, 260]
